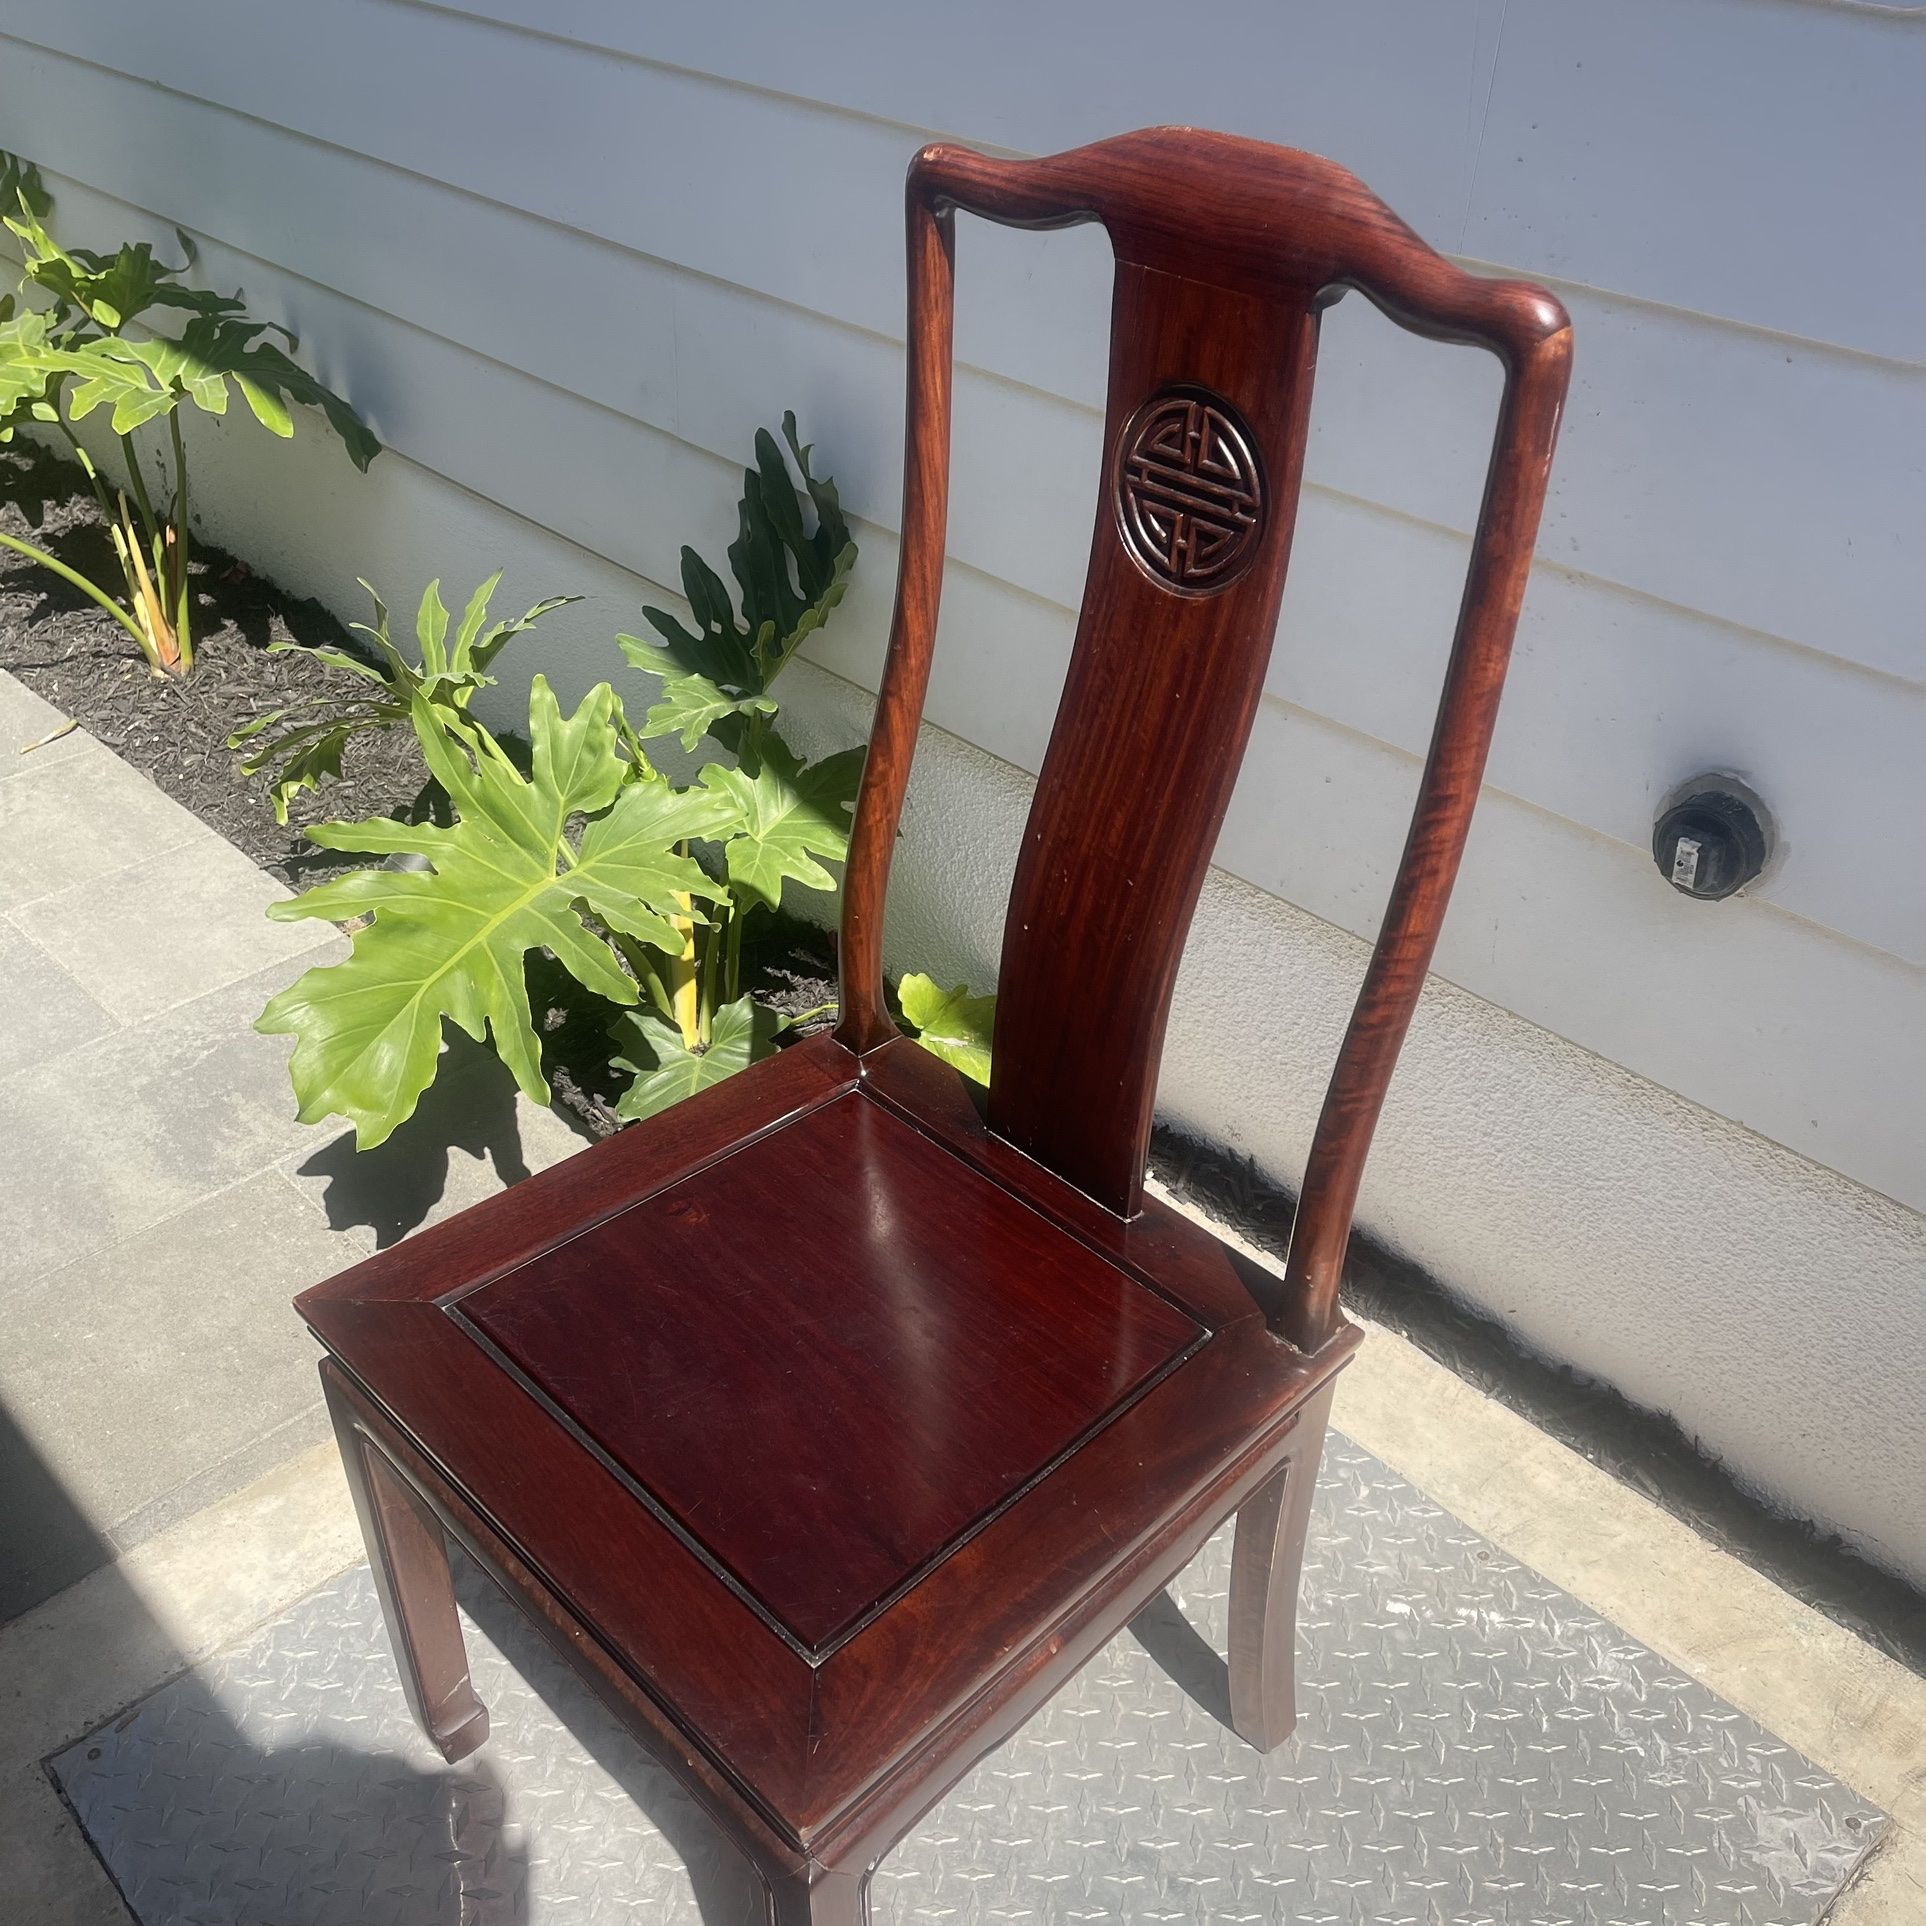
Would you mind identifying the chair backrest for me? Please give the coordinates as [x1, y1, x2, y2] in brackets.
[837, 128, 1571, 1350]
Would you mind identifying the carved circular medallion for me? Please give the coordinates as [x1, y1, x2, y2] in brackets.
[1114, 385, 1265, 595]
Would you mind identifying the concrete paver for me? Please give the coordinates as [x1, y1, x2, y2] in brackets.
[0, 1171, 349, 1550]
[0, 918, 116, 1080]
[0, 955, 348, 1293]
[11, 833, 337, 1024]
[0, 671, 91, 771]
[0, 670, 572, 1628]
[0, 736, 203, 912]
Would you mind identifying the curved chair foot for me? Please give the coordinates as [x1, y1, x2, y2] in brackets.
[1227, 1383, 1334, 1753]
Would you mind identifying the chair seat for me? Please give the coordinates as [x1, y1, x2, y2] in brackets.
[302, 1032, 1353, 1850]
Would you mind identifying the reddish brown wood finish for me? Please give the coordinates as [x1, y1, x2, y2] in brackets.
[327, 1374, 488, 1764]
[993, 265, 1320, 1211]
[836, 129, 1573, 1326]
[1227, 1380, 1335, 1750]
[302, 129, 1569, 1922]
[306, 1035, 1357, 1890]
[456, 1090, 1200, 1652]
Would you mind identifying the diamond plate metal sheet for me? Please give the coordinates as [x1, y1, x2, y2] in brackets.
[53, 1435, 1885, 1925]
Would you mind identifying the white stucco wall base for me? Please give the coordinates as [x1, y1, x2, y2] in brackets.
[60, 413, 1926, 1594]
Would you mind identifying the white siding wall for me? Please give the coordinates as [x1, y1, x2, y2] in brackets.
[2, 1, 1921, 1579]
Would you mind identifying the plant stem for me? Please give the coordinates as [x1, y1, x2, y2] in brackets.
[641, 967, 676, 1022]
[0, 525, 150, 650]
[666, 844, 701, 1049]
[723, 902, 745, 1005]
[698, 916, 720, 1044]
[613, 710, 659, 783]
[117, 495, 178, 673]
[118, 430, 162, 555]
[611, 930, 676, 1023]
[105, 519, 164, 672]
[168, 409, 192, 671]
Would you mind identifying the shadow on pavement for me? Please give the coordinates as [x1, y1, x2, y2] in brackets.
[293, 1034, 591, 1250]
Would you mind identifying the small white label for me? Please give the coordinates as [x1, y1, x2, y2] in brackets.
[1671, 835, 1703, 891]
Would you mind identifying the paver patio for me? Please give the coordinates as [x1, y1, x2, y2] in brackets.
[0, 667, 580, 1620]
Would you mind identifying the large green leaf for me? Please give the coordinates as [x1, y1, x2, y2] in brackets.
[731, 412, 856, 686]
[0, 305, 378, 462]
[122, 316, 380, 469]
[639, 667, 777, 752]
[609, 994, 784, 1123]
[230, 711, 369, 824]
[0, 319, 174, 435]
[6, 205, 240, 331]
[1, 197, 375, 465]
[257, 679, 738, 1146]
[620, 547, 760, 693]
[898, 973, 996, 1086]
[700, 735, 864, 912]
[49, 338, 180, 434]
[452, 575, 577, 681]
[0, 306, 57, 426]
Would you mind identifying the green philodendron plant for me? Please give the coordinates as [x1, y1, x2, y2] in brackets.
[258, 676, 736, 1143]
[898, 973, 996, 1086]
[258, 418, 865, 1143]
[229, 572, 579, 823]
[0, 155, 377, 675]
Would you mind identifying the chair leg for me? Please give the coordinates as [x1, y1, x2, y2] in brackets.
[326, 1372, 490, 1764]
[768, 1864, 871, 1924]
[1227, 1383, 1334, 1753]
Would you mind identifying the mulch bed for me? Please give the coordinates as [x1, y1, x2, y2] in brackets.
[0, 442, 419, 892]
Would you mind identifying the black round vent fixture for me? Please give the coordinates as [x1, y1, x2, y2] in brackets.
[1653, 777, 1772, 901]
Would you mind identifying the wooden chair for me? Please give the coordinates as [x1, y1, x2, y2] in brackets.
[301, 128, 1570, 1923]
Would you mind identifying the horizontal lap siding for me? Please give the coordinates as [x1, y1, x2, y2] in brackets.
[0, 1, 1920, 1208]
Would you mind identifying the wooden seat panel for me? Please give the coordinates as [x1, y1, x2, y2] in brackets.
[453, 1089, 1201, 1652]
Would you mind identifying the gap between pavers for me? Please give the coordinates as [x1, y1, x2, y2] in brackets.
[9, 833, 337, 1025]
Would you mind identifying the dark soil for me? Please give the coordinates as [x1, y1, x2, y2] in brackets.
[0, 441, 422, 891]
[529, 922, 839, 1141]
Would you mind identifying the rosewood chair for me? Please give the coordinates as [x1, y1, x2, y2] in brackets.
[301, 129, 1570, 1923]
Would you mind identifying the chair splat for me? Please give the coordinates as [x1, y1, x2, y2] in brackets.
[838, 130, 1572, 1349]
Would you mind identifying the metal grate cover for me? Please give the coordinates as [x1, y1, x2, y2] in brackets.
[53, 1435, 1885, 1925]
